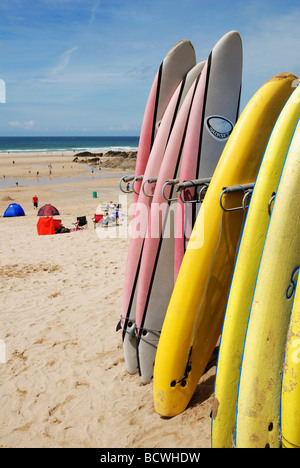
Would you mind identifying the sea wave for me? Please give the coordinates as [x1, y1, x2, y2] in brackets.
[0, 146, 138, 154]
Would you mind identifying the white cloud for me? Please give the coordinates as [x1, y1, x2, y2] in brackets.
[9, 120, 36, 129]
[0, 79, 6, 103]
[89, 0, 100, 26]
[108, 124, 140, 132]
[237, 7, 300, 110]
[50, 46, 79, 76]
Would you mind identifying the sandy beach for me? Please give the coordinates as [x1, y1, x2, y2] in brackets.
[0, 152, 214, 448]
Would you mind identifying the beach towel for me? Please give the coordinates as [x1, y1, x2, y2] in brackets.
[37, 216, 55, 235]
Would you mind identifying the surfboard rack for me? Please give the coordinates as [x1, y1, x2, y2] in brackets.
[219, 183, 255, 212]
[142, 177, 158, 197]
[177, 178, 212, 204]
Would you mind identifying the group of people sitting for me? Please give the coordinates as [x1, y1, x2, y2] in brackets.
[102, 201, 120, 226]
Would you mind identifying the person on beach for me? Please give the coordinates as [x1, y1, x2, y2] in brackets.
[32, 195, 38, 209]
[103, 213, 110, 227]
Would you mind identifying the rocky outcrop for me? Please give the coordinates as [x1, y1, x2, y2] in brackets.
[73, 151, 103, 165]
[73, 150, 137, 170]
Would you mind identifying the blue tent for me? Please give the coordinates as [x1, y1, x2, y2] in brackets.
[3, 203, 25, 217]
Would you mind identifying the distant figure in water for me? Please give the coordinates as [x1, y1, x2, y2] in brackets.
[36, 171, 39, 176]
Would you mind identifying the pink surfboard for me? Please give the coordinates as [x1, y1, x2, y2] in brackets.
[124, 40, 197, 204]
[121, 61, 205, 375]
[135, 31, 243, 383]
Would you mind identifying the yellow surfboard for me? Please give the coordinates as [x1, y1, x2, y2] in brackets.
[281, 274, 300, 449]
[153, 73, 296, 418]
[212, 81, 300, 448]
[235, 119, 300, 448]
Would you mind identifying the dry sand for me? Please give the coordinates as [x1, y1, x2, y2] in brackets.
[0, 152, 214, 448]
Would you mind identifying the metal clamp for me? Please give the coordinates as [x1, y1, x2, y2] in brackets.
[131, 175, 144, 195]
[119, 175, 134, 193]
[198, 184, 209, 203]
[242, 190, 252, 211]
[162, 179, 180, 202]
[268, 191, 276, 216]
[142, 177, 158, 197]
[219, 183, 255, 212]
[177, 178, 211, 204]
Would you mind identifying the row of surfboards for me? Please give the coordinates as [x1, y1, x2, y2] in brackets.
[116, 30, 300, 448]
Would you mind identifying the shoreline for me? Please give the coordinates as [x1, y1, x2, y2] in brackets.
[0, 150, 137, 188]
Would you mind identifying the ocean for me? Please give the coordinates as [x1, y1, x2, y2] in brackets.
[0, 136, 139, 154]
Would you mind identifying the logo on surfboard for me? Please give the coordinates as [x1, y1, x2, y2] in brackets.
[205, 116, 233, 141]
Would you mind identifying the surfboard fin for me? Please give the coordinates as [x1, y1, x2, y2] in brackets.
[116, 319, 122, 332]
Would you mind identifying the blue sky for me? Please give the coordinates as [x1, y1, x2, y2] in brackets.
[0, 0, 300, 136]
